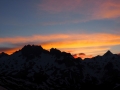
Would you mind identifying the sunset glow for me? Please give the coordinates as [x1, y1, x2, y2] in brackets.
[0, 0, 120, 58]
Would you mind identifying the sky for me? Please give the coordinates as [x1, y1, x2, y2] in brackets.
[0, 0, 120, 59]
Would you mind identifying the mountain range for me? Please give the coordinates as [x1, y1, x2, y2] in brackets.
[0, 45, 120, 90]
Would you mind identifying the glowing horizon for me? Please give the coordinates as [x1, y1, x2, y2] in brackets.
[0, 33, 120, 58]
[0, 0, 120, 58]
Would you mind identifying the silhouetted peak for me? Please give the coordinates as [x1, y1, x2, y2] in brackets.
[21, 45, 43, 51]
[61, 52, 72, 56]
[50, 48, 61, 54]
[0, 52, 8, 58]
[50, 48, 63, 58]
[0, 52, 8, 55]
[21, 45, 44, 57]
[103, 50, 113, 56]
[22, 45, 43, 49]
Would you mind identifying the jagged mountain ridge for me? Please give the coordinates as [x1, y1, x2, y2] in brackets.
[0, 45, 120, 90]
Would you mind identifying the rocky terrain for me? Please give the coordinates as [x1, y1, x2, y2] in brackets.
[0, 45, 120, 90]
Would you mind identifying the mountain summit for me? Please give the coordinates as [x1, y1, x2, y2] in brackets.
[103, 50, 113, 56]
[0, 45, 120, 89]
[0, 52, 8, 58]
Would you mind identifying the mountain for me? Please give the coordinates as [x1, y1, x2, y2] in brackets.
[0, 52, 8, 58]
[0, 45, 120, 90]
[103, 50, 113, 57]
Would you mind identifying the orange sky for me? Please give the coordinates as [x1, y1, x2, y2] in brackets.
[0, 33, 120, 59]
[0, 0, 120, 59]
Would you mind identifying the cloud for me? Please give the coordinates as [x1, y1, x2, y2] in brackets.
[94, 0, 120, 19]
[55, 46, 111, 57]
[0, 33, 120, 55]
[79, 53, 85, 55]
[38, 0, 120, 25]
[73, 53, 92, 59]
[0, 47, 20, 55]
[41, 33, 120, 49]
[0, 47, 14, 52]
[39, 0, 82, 13]
[38, 0, 98, 24]
[77, 53, 93, 59]
[0, 34, 70, 44]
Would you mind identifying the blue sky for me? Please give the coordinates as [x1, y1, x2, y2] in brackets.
[0, 0, 120, 58]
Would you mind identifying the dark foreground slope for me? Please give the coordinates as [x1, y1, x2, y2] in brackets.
[0, 45, 120, 90]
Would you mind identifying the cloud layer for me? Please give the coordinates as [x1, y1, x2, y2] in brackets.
[0, 33, 120, 58]
[38, 0, 120, 25]
[1, 0, 120, 59]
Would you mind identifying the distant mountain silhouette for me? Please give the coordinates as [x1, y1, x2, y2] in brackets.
[0, 45, 120, 90]
[0, 52, 8, 58]
[103, 50, 113, 56]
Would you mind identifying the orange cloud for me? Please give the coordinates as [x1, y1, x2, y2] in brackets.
[0, 34, 70, 44]
[59, 46, 110, 55]
[0, 33, 120, 56]
[73, 53, 92, 59]
[0, 47, 20, 55]
[94, 0, 120, 19]
[41, 33, 120, 49]
[6, 48, 20, 55]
